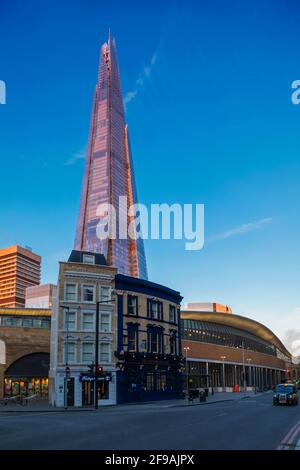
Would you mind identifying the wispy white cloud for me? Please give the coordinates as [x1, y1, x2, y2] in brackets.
[207, 217, 273, 243]
[282, 309, 300, 358]
[261, 308, 300, 357]
[150, 53, 157, 66]
[65, 147, 86, 166]
[124, 52, 158, 108]
[143, 66, 151, 78]
[124, 90, 138, 106]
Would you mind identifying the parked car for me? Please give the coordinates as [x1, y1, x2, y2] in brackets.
[273, 383, 298, 406]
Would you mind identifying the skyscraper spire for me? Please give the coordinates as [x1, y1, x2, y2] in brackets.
[74, 34, 148, 279]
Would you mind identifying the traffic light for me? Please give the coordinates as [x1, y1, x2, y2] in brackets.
[88, 363, 95, 374]
[97, 366, 103, 375]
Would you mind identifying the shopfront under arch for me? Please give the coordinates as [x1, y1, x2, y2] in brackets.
[4, 352, 50, 398]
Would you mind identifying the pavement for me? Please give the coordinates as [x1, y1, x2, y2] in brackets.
[0, 390, 266, 412]
[1, 391, 300, 450]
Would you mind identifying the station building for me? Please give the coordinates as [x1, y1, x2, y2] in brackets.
[181, 306, 293, 392]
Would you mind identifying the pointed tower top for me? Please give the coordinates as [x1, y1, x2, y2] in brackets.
[108, 28, 112, 44]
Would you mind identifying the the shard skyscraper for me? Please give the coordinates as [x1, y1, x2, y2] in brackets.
[74, 32, 148, 279]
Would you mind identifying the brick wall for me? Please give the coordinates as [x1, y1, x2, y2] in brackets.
[183, 339, 287, 369]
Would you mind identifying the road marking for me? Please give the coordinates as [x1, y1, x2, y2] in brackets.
[277, 419, 300, 450]
[238, 400, 257, 403]
[0, 411, 71, 418]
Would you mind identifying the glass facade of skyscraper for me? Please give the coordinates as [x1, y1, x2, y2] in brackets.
[74, 33, 148, 279]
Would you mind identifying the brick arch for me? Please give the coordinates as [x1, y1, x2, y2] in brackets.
[5, 352, 50, 377]
[5, 348, 49, 370]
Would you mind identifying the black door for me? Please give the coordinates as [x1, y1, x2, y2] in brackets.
[67, 378, 74, 406]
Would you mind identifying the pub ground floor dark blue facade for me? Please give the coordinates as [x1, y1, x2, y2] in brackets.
[116, 353, 183, 403]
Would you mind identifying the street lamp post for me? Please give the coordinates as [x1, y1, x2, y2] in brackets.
[61, 305, 70, 409]
[94, 300, 100, 410]
[183, 347, 190, 398]
[220, 356, 226, 391]
[242, 340, 246, 393]
[246, 358, 252, 391]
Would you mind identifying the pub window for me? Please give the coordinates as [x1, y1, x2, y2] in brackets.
[100, 312, 110, 332]
[64, 310, 76, 331]
[150, 331, 159, 353]
[156, 371, 167, 391]
[65, 283, 77, 301]
[145, 372, 154, 391]
[169, 305, 176, 323]
[100, 286, 111, 303]
[82, 342, 94, 363]
[82, 312, 94, 331]
[83, 254, 95, 265]
[65, 342, 76, 363]
[128, 295, 138, 315]
[170, 333, 176, 355]
[148, 300, 163, 320]
[99, 343, 110, 363]
[128, 328, 137, 351]
[151, 302, 158, 320]
[82, 285, 95, 303]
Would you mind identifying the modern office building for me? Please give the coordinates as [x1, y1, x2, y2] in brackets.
[25, 284, 57, 309]
[49, 250, 118, 407]
[181, 308, 293, 392]
[74, 32, 147, 280]
[0, 307, 51, 399]
[0, 245, 41, 308]
[115, 275, 183, 403]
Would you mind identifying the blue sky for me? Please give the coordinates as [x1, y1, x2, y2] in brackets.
[1, 0, 300, 350]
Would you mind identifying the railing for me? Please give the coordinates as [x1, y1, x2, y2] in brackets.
[0, 394, 38, 406]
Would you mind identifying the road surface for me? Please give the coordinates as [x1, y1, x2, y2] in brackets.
[0, 392, 299, 450]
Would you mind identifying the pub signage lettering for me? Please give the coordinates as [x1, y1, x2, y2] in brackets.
[79, 373, 112, 383]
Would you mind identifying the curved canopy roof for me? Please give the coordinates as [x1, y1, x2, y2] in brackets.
[181, 311, 291, 359]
